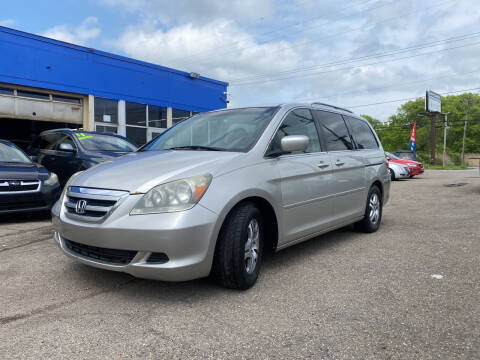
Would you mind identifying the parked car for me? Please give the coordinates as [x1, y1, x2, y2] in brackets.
[387, 161, 410, 181]
[52, 104, 390, 289]
[392, 150, 418, 161]
[385, 152, 424, 177]
[0, 139, 60, 214]
[27, 129, 137, 186]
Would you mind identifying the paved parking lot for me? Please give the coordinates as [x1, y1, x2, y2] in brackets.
[1, 170, 479, 359]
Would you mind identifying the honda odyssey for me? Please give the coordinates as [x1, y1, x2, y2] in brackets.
[52, 103, 390, 289]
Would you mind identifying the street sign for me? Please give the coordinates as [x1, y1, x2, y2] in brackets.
[426, 90, 441, 113]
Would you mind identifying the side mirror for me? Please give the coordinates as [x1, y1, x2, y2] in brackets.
[58, 143, 75, 152]
[29, 155, 38, 163]
[281, 135, 309, 153]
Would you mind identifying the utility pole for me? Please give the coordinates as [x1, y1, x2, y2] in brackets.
[461, 101, 471, 167]
[430, 113, 437, 165]
[442, 112, 449, 168]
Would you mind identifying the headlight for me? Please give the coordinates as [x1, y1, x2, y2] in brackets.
[44, 172, 59, 186]
[130, 174, 212, 215]
[408, 163, 417, 167]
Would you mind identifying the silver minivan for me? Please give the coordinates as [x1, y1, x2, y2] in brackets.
[52, 103, 390, 289]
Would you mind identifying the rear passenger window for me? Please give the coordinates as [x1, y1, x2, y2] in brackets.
[314, 110, 353, 151]
[40, 133, 62, 150]
[269, 108, 321, 154]
[345, 116, 379, 149]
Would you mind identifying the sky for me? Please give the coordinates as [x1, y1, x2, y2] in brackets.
[1, 0, 479, 121]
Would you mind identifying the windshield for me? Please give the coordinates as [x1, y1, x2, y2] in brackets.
[395, 152, 416, 160]
[0, 142, 31, 163]
[74, 133, 137, 152]
[141, 107, 279, 152]
[385, 152, 400, 160]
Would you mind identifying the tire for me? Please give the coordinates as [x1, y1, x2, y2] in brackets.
[212, 202, 263, 290]
[354, 185, 382, 233]
[409, 174, 414, 178]
[389, 168, 396, 181]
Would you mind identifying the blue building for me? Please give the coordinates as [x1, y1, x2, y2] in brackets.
[0, 26, 228, 147]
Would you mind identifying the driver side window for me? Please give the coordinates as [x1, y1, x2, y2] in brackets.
[269, 108, 321, 154]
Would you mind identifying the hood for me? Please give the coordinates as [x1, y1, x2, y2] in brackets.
[73, 150, 244, 193]
[0, 162, 49, 181]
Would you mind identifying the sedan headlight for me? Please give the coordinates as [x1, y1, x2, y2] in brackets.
[408, 163, 417, 167]
[44, 172, 59, 186]
[130, 174, 212, 215]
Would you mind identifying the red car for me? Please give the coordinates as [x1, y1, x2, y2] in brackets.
[385, 152, 424, 177]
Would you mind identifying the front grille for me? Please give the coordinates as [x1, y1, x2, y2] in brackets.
[0, 180, 40, 193]
[65, 239, 137, 265]
[64, 186, 128, 222]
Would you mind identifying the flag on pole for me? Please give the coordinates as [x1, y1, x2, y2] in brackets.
[410, 121, 416, 153]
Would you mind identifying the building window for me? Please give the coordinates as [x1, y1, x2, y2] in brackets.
[125, 101, 147, 146]
[17, 90, 50, 100]
[126, 101, 147, 127]
[0, 87, 14, 96]
[95, 124, 118, 134]
[172, 108, 191, 125]
[94, 97, 118, 123]
[126, 126, 146, 147]
[148, 105, 167, 128]
[52, 95, 81, 104]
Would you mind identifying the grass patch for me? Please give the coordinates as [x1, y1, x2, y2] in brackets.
[424, 164, 470, 170]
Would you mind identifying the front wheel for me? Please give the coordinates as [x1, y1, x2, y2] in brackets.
[212, 202, 263, 290]
[389, 168, 395, 181]
[354, 185, 382, 233]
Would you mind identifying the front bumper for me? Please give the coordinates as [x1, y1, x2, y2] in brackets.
[52, 195, 219, 282]
[0, 183, 60, 214]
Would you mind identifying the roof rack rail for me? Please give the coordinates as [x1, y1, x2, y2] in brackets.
[311, 102, 353, 114]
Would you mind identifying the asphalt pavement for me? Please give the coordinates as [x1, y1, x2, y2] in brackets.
[1, 170, 479, 359]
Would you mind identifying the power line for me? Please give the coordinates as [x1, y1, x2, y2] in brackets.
[207, 0, 457, 77]
[230, 31, 480, 83]
[347, 87, 480, 109]
[177, 0, 387, 66]
[291, 68, 480, 103]
[231, 39, 480, 86]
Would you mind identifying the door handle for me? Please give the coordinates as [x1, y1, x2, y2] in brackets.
[335, 160, 345, 166]
[317, 163, 329, 168]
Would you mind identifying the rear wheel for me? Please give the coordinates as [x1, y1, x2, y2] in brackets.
[355, 185, 382, 233]
[212, 202, 263, 290]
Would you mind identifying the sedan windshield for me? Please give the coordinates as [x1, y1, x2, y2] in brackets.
[141, 107, 279, 152]
[74, 133, 137, 152]
[385, 152, 400, 160]
[0, 142, 31, 163]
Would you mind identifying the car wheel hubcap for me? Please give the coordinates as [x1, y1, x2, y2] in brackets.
[369, 193, 380, 224]
[245, 218, 260, 274]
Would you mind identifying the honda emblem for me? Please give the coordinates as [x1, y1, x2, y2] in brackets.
[75, 199, 87, 214]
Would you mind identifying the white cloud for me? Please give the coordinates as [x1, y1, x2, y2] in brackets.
[105, 0, 480, 120]
[113, 20, 303, 83]
[42, 17, 100, 45]
[0, 19, 16, 27]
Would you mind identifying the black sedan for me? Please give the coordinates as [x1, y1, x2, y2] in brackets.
[0, 140, 60, 214]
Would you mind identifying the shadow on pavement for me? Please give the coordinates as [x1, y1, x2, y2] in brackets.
[64, 225, 361, 302]
[0, 211, 51, 225]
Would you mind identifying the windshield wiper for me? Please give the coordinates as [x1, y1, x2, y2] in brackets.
[165, 145, 224, 151]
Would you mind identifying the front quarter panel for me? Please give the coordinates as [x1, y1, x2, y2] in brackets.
[199, 159, 283, 251]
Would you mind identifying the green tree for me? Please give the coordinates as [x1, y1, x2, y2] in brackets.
[362, 93, 480, 164]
